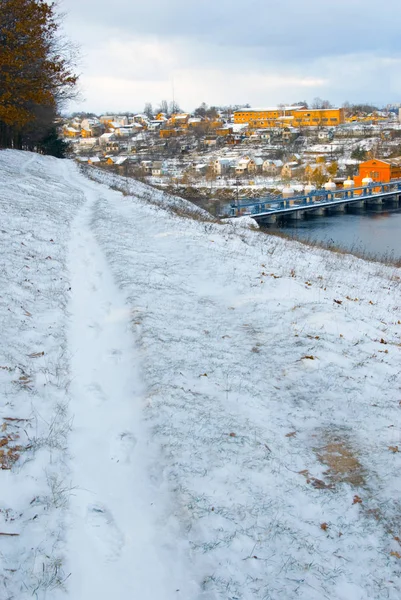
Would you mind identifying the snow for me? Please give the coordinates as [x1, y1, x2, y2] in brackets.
[1, 149, 401, 600]
[0, 150, 84, 597]
[66, 183, 196, 599]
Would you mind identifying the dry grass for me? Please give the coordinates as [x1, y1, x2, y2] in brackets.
[313, 429, 366, 487]
[84, 166, 217, 223]
[0, 423, 24, 470]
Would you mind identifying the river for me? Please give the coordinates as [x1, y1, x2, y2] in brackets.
[265, 205, 401, 262]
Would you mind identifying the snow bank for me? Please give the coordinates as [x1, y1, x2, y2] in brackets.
[2, 150, 401, 600]
[0, 150, 84, 598]
[90, 175, 401, 600]
[221, 215, 260, 230]
[82, 163, 215, 221]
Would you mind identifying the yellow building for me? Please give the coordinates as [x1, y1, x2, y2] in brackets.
[234, 107, 345, 128]
[63, 127, 80, 138]
[99, 116, 116, 126]
[215, 127, 232, 136]
[169, 113, 190, 127]
[294, 108, 345, 127]
[160, 129, 177, 138]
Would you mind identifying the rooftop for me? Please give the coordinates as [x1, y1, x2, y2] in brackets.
[234, 106, 305, 113]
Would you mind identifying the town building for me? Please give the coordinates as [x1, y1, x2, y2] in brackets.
[354, 158, 401, 185]
[234, 107, 345, 128]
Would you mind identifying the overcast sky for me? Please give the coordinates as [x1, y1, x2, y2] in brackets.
[62, 0, 401, 114]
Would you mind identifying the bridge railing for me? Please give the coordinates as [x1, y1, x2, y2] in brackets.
[230, 179, 401, 217]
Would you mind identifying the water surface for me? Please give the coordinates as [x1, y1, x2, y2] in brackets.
[266, 206, 401, 261]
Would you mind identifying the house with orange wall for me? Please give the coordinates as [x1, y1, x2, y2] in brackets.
[160, 129, 177, 138]
[354, 158, 401, 186]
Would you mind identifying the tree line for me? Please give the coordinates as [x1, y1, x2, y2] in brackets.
[0, 0, 78, 156]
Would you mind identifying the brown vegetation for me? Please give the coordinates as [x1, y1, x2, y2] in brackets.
[0, 0, 78, 150]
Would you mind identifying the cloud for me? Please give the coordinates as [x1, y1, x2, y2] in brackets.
[62, 0, 401, 112]
[64, 0, 400, 59]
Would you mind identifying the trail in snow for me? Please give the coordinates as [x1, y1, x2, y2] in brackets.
[66, 175, 195, 600]
[86, 166, 401, 600]
[4, 150, 401, 600]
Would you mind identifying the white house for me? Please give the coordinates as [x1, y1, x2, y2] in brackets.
[262, 159, 282, 175]
[211, 158, 234, 175]
[99, 132, 115, 146]
[235, 156, 258, 174]
[151, 161, 164, 176]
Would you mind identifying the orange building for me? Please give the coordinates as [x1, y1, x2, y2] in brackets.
[354, 158, 401, 186]
[215, 127, 232, 136]
[159, 129, 177, 138]
[63, 126, 80, 138]
[234, 107, 345, 128]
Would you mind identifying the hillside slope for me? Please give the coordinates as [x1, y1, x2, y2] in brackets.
[1, 151, 401, 600]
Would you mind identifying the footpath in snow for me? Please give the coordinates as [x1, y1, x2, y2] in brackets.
[1, 150, 401, 600]
[66, 181, 195, 599]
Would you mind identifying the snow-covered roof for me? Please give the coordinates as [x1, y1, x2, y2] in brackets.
[235, 106, 303, 112]
[214, 158, 233, 166]
[77, 137, 98, 145]
[230, 124, 247, 133]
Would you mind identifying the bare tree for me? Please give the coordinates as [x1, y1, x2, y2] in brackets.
[157, 99, 169, 115]
[144, 102, 153, 119]
[169, 100, 181, 115]
[312, 97, 333, 109]
[194, 102, 208, 118]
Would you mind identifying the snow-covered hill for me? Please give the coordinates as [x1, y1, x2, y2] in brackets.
[1, 150, 401, 600]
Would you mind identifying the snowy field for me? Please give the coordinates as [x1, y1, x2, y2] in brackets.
[1, 151, 401, 599]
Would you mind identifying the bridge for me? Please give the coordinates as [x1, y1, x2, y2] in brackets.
[230, 180, 401, 224]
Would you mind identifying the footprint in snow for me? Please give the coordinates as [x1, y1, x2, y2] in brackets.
[86, 382, 107, 404]
[108, 348, 123, 363]
[88, 321, 102, 335]
[110, 431, 137, 464]
[86, 504, 124, 561]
